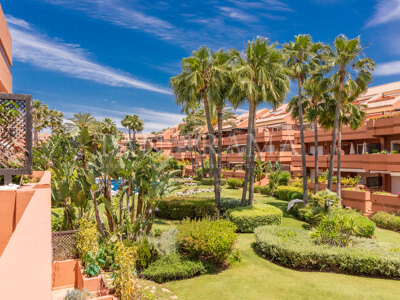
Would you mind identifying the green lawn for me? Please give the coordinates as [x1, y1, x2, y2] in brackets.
[154, 187, 400, 300]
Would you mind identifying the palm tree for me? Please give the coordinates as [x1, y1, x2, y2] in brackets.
[230, 37, 289, 206]
[170, 46, 230, 212]
[319, 83, 367, 198]
[48, 109, 64, 136]
[283, 34, 324, 205]
[324, 35, 374, 190]
[100, 118, 118, 135]
[67, 112, 97, 131]
[288, 75, 330, 193]
[121, 114, 143, 151]
[32, 100, 49, 147]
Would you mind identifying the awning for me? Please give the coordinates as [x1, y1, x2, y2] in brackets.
[333, 168, 365, 173]
[370, 170, 391, 174]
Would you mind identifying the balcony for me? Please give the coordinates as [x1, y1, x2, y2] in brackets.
[303, 125, 370, 143]
[367, 114, 400, 136]
[293, 154, 400, 173]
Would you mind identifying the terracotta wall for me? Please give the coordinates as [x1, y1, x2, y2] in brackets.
[0, 4, 12, 92]
[0, 172, 52, 299]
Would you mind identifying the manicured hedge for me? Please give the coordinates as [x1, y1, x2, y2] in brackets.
[226, 205, 282, 233]
[201, 178, 227, 186]
[220, 198, 241, 214]
[177, 219, 237, 264]
[254, 186, 269, 194]
[227, 178, 244, 189]
[372, 211, 400, 232]
[274, 186, 307, 201]
[142, 253, 205, 283]
[156, 197, 217, 220]
[255, 225, 400, 278]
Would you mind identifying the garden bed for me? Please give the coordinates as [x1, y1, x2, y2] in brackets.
[371, 193, 400, 213]
[255, 225, 400, 278]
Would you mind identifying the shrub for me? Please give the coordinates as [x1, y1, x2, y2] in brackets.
[254, 185, 269, 194]
[177, 219, 237, 264]
[134, 237, 157, 272]
[255, 225, 400, 278]
[201, 178, 226, 186]
[274, 186, 305, 202]
[152, 228, 178, 256]
[278, 171, 291, 186]
[220, 198, 241, 214]
[226, 205, 282, 233]
[196, 168, 203, 178]
[227, 178, 244, 189]
[142, 253, 206, 283]
[113, 242, 137, 300]
[372, 211, 400, 232]
[156, 197, 218, 220]
[76, 219, 99, 260]
[64, 289, 90, 300]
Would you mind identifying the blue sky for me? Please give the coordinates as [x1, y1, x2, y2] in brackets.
[3, 0, 400, 132]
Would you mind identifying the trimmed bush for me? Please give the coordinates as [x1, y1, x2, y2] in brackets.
[177, 219, 237, 264]
[254, 185, 269, 194]
[274, 186, 305, 201]
[255, 225, 400, 278]
[220, 198, 241, 214]
[201, 178, 227, 186]
[227, 178, 244, 189]
[372, 211, 400, 232]
[142, 253, 206, 283]
[226, 205, 282, 233]
[156, 197, 217, 220]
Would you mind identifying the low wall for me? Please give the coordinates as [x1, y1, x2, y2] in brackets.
[371, 194, 400, 213]
[0, 171, 52, 299]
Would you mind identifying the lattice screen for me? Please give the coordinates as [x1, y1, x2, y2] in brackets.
[52, 230, 78, 261]
[0, 94, 32, 184]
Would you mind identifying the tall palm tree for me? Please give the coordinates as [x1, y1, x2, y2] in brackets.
[319, 83, 367, 198]
[67, 112, 97, 131]
[48, 109, 64, 136]
[230, 37, 289, 206]
[283, 35, 324, 205]
[121, 114, 143, 151]
[100, 118, 118, 135]
[170, 46, 230, 212]
[32, 100, 49, 147]
[324, 35, 374, 190]
[288, 75, 330, 193]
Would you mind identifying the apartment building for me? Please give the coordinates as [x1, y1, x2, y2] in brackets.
[0, 4, 11, 93]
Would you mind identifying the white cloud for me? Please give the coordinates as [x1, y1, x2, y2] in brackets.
[219, 7, 256, 22]
[366, 0, 400, 27]
[374, 60, 400, 76]
[62, 103, 184, 133]
[7, 15, 171, 95]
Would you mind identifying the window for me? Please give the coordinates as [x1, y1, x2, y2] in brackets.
[391, 140, 400, 152]
[366, 176, 382, 188]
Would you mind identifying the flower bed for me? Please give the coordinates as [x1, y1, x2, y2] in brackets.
[255, 225, 400, 278]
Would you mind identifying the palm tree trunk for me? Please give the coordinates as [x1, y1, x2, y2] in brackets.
[128, 128, 132, 150]
[133, 130, 137, 152]
[194, 135, 198, 175]
[241, 100, 255, 206]
[119, 190, 125, 227]
[314, 119, 319, 194]
[297, 79, 309, 205]
[188, 134, 195, 176]
[336, 121, 343, 198]
[196, 132, 206, 177]
[202, 92, 218, 204]
[248, 107, 257, 205]
[34, 126, 38, 148]
[216, 107, 223, 213]
[328, 71, 345, 189]
[89, 189, 108, 238]
[136, 187, 143, 221]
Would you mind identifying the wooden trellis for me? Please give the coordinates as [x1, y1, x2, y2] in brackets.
[52, 230, 78, 261]
[0, 93, 32, 185]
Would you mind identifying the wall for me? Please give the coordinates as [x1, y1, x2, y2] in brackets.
[0, 172, 52, 299]
[0, 3, 12, 92]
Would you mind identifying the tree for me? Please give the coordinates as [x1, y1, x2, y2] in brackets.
[67, 112, 97, 132]
[325, 35, 374, 190]
[121, 114, 143, 151]
[100, 118, 118, 135]
[32, 100, 49, 147]
[283, 34, 324, 205]
[48, 109, 64, 136]
[288, 75, 330, 193]
[178, 116, 196, 175]
[230, 37, 289, 206]
[170, 46, 230, 212]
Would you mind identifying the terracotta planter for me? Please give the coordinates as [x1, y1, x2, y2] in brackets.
[371, 193, 400, 213]
[341, 190, 371, 213]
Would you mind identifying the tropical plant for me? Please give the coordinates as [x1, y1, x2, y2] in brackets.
[171, 46, 231, 212]
[121, 114, 143, 151]
[48, 109, 64, 135]
[283, 34, 325, 205]
[100, 118, 118, 135]
[230, 37, 289, 206]
[32, 100, 49, 147]
[324, 35, 374, 190]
